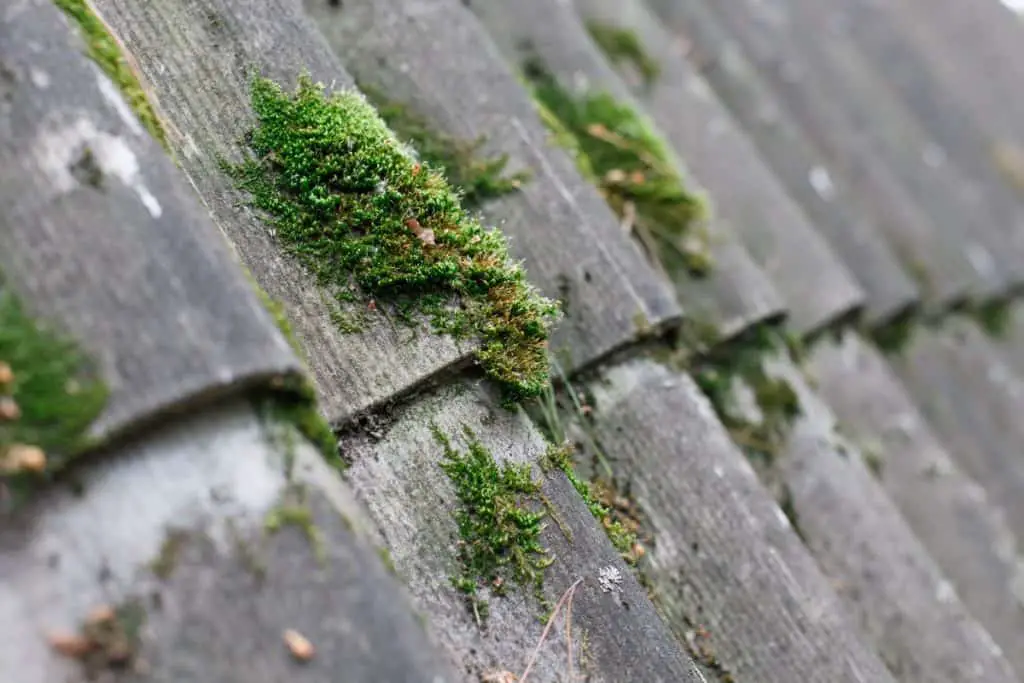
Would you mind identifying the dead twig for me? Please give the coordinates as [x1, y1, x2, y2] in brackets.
[518, 578, 584, 683]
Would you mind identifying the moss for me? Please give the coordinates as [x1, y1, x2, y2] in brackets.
[523, 59, 710, 278]
[54, 0, 169, 151]
[150, 529, 189, 580]
[585, 21, 661, 87]
[224, 76, 559, 403]
[246, 283, 340, 467]
[691, 326, 801, 469]
[264, 500, 327, 566]
[863, 447, 884, 480]
[360, 85, 531, 210]
[432, 424, 552, 621]
[376, 546, 397, 575]
[869, 306, 918, 355]
[970, 298, 1012, 338]
[541, 442, 642, 563]
[0, 283, 107, 500]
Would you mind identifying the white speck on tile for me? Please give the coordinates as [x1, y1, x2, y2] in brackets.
[809, 166, 836, 200]
[29, 68, 50, 89]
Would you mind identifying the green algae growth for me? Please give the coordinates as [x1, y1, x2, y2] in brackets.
[360, 85, 531, 210]
[225, 76, 559, 403]
[585, 21, 661, 87]
[433, 424, 552, 621]
[54, 0, 169, 151]
[523, 60, 711, 277]
[0, 283, 107, 495]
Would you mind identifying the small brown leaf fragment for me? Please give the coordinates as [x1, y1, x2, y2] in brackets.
[48, 632, 93, 659]
[0, 397, 20, 421]
[86, 605, 116, 626]
[2, 444, 46, 473]
[405, 218, 436, 246]
[283, 628, 314, 662]
[481, 671, 517, 683]
[0, 362, 12, 385]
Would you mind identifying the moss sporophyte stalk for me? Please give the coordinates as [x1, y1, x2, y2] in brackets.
[0, 284, 107, 495]
[54, 0, 169, 151]
[224, 76, 559, 403]
[432, 424, 552, 621]
[523, 60, 712, 278]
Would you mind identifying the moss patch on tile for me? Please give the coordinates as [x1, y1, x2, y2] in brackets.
[360, 84, 531, 210]
[585, 21, 661, 87]
[691, 326, 800, 470]
[224, 76, 559, 403]
[523, 60, 711, 278]
[432, 424, 552, 622]
[868, 305, 919, 355]
[969, 298, 1012, 338]
[54, 0, 169, 151]
[0, 284, 107, 500]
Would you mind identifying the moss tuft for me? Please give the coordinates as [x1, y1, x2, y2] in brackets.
[691, 326, 800, 469]
[360, 85, 531, 210]
[970, 298, 1012, 338]
[585, 21, 661, 87]
[432, 424, 552, 621]
[224, 76, 559, 403]
[0, 283, 107, 498]
[524, 60, 710, 278]
[54, 0, 169, 151]
[869, 306, 918, 355]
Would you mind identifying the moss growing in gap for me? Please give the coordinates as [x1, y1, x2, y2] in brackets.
[0, 282, 108, 501]
[245, 281, 340, 467]
[868, 305, 918, 355]
[432, 424, 553, 622]
[970, 298, 1013, 337]
[54, 0, 169, 151]
[359, 84, 531, 210]
[224, 76, 559, 404]
[523, 59, 711, 278]
[585, 21, 661, 88]
[690, 325, 801, 470]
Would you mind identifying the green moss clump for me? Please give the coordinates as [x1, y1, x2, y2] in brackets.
[0, 284, 107, 495]
[585, 21, 661, 87]
[524, 60, 710, 278]
[54, 0, 169, 151]
[691, 326, 800, 469]
[869, 306, 918, 355]
[225, 76, 559, 403]
[433, 424, 552, 620]
[360, 85, 531, 210]
[971, 298, 1012, 338]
